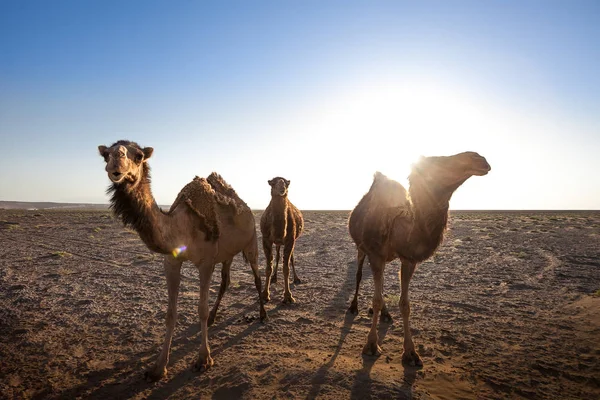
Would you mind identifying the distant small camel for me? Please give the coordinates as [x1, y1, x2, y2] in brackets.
[348, 152, 490, 366]
[260, 177, 304, 303]
[98, 140, 266, 381]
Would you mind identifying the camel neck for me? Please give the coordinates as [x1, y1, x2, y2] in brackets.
[270, 195, 288, 240]
[108, 173, 173, 254]
[270, 195, 288, 210]
[404, 183, 451, 261]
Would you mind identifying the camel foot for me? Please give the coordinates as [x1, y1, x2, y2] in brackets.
[362, 341, 382, 357]
[282, 293, 296, 304]
[348, 301, 359, 315]
[293, 276, 302, 284]
[402, 349, 423, 367]
[259, 306, 268, 322]
[262, 290, 271, 303]
[193, 354, 214, 373]
[144, 365, 166, 382]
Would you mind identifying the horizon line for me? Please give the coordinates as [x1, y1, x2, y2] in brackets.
[0, 200, 599, 212]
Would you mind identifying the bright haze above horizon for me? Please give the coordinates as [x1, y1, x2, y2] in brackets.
[1, 1, 599, 210]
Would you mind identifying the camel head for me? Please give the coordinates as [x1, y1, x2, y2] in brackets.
[268, 177, 290, 197]
[409, 151, 491, 194]
[98, 140, 154, 186]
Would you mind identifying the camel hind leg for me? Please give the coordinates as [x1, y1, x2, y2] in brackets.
[348, 249, 366, 314]
[208, 259, 232, 327]
[291, 251, 301, 284]
[262, 238, 274, 302]
[353, 253, 390, 322]
[193, 261, 216, 373]
[271, 244, 281, 283]
[145, 255, 182, 382]
[281, 241, 296, 304]
[243, 236, 267, 322]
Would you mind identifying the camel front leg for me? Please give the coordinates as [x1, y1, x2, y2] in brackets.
[349, 249, 366, 314]
[145, 255, 182, 382]
[262, 239, 274, 302]
[281, 242, 295, 304]
[194, 262, 215, 372]
[363, 256, 385, 356]
[400, 261, 422, 366]
[272, 244, 281, 283]
[208, 259, 232, 326]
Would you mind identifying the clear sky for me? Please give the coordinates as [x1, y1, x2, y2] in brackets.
[1, 0, 599, 210]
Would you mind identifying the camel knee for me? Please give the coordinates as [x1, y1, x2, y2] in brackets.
[372, 295, 383, 311]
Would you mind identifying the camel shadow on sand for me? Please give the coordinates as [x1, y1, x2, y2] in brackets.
[53, 300, 264, 400]
[305, 260, 417, 400]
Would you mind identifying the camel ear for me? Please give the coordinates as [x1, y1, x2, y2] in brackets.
[142, 147, 153, 160]
[98, 145, 109, 161]
[285, 179, 290, 186]
[268, 179, 274, 186]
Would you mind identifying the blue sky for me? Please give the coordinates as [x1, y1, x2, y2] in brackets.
[1, 0, 599, 209]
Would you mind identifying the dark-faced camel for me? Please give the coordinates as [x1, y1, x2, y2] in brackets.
[98, 140, 266, 381]
[348, 151, 490, 366]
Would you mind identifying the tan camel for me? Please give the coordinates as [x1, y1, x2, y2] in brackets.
[97, 140, 266, 381]
[348, 151, 490, 366]
[260, 177, 304, 303]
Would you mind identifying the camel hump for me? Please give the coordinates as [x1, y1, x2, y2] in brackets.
[351, 172, 409, 253]
[169, 177, 220, 241]
[369, 172, 408, 209]
[373, 171, 387, 182]
[207, 172, 250, 215]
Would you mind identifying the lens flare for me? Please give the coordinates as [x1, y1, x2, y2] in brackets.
[172, 245, 187, 258]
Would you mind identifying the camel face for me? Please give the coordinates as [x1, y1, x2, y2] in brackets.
[412, 151, 490, 188]
[268, 177, 290, 197]
[98, 141, 153, 185]
[456, 151, 491, 176]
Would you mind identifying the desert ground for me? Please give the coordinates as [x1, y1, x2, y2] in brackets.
[0, 208, 599, 399]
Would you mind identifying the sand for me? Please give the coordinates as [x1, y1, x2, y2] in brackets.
[0, 209, 599, 399]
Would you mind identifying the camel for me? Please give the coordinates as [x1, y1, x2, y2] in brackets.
[348, 151, 490, 366]
[260, 177, 304, 303]
[97, 140, 266, 381]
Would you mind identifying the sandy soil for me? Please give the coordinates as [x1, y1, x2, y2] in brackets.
[0, 209, 599, 399]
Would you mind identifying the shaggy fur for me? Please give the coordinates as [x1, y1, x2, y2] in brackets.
[105, 141, 168, 252]
[207, 172, 250, 215]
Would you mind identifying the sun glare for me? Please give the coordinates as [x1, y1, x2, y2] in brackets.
[281, 80, 496, 209]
